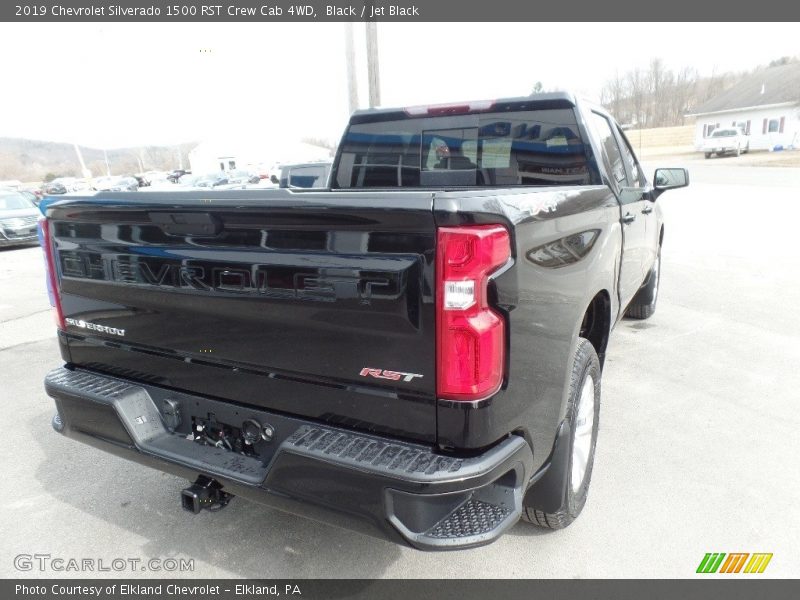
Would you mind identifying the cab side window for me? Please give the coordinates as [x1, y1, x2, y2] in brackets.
[616, 127, 644, 188]
[590, 113, 628, 187]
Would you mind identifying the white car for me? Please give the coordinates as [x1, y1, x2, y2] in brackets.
[702, 127, 750, 158]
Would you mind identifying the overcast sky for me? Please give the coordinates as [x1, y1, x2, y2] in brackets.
[1, 22, 797, 149]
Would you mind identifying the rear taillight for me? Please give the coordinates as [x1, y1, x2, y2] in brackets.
[38, 217, 65, 330]
[436, 225, 510, 401]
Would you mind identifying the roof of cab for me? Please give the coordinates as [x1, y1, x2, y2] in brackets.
[349, 92, 580, 124]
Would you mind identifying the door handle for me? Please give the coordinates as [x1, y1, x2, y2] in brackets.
[641, 205, 653, 214]
[621, 213, 636, 224]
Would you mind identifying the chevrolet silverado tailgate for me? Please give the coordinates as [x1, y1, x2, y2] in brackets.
[47, 189, 438, 442]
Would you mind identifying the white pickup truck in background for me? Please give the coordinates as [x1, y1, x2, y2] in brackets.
[702, 127, 751, 158]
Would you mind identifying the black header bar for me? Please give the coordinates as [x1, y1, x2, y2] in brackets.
[3, 0, 800, 22]
[6, 579, 800, 600]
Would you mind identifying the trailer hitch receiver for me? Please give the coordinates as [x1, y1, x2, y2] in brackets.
[181, 475, 233, 513]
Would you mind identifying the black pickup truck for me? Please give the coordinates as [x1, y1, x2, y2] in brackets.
[42, 93, 688, 550]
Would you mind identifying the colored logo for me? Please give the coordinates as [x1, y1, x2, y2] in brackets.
[696, 553, 773, 574]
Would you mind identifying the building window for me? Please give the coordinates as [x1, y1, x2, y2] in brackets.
[228, 160, 236, 170]
[768, 119, 780, 133]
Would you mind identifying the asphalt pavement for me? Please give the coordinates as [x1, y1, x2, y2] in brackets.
[1, 163, 798, 578]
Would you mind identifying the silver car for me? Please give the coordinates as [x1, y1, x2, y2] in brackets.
[0, 189, 40, 248]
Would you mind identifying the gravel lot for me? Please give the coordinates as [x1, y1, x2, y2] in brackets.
[1, 163, 799, 578]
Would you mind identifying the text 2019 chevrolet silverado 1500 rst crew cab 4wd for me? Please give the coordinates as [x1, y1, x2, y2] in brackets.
[41, 93, 688, 550]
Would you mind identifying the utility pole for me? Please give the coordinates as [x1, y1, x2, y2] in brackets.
[365, 21, 381, 108]
[344, 23, 359, 114]
[103, 148, 111, 176]
[73, 143, 91, 179]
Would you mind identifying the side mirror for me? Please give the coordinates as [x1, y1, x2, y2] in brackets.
[652, 168, 689, 198]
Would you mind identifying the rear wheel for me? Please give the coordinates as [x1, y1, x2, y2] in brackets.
[704, 152, 712, 159]
[521, 338, 601, 529]
[625, 248, 660, 320]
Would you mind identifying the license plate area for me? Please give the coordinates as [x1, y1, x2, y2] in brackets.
[45, 368, 313, 485]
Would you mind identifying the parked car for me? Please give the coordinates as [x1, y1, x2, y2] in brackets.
[143, 171, 170, 185]
[95, 176, 139, 192]
[17, 189, 42, 206]
[91, 176, 114, 191]
[0, 189, 40, 247]
[227, 170, 261, 185]
[194, 173, 229, 188]
[167, 169, 190, 183]
[41, 93, 687, 550]
[72, 178, 93, 191]
[279, 161, 332, 189]
[133, 174, 151, 188]
[53, 177, 79, 191]
[702, 127, 750, 158]
[43, 180, 67, 195]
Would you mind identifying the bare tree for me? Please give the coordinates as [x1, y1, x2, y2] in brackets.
[601, 71, 627, 122]
[627, 68, 647, 127]
[599, 57, 761, 129]
[647, 58, 666, 126]
[669, 66, 697, 125]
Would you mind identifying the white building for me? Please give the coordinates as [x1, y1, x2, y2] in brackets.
[188, 141, 242, 175]
[687, 62, 800, 151]
[188, 138, 332, 177]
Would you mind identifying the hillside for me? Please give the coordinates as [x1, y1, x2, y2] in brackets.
[0, 138, 196, 182]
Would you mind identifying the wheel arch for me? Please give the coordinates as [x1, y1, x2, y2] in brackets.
[578, 289, 612, 369]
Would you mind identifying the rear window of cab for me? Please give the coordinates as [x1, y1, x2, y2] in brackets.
[334, 108, 596, 188]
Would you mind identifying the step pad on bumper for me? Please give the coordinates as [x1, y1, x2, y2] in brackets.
[285, 425, 463, 478]
[45, 366, 534, 550]
[427, 499, 512, 539]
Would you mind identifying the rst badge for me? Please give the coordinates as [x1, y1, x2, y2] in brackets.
[359, 368, 423, 383]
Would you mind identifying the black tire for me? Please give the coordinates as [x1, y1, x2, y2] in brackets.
[521, 338, 601, 529]
[704, 152, 711, 159]
[625, 247, 661, 320]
